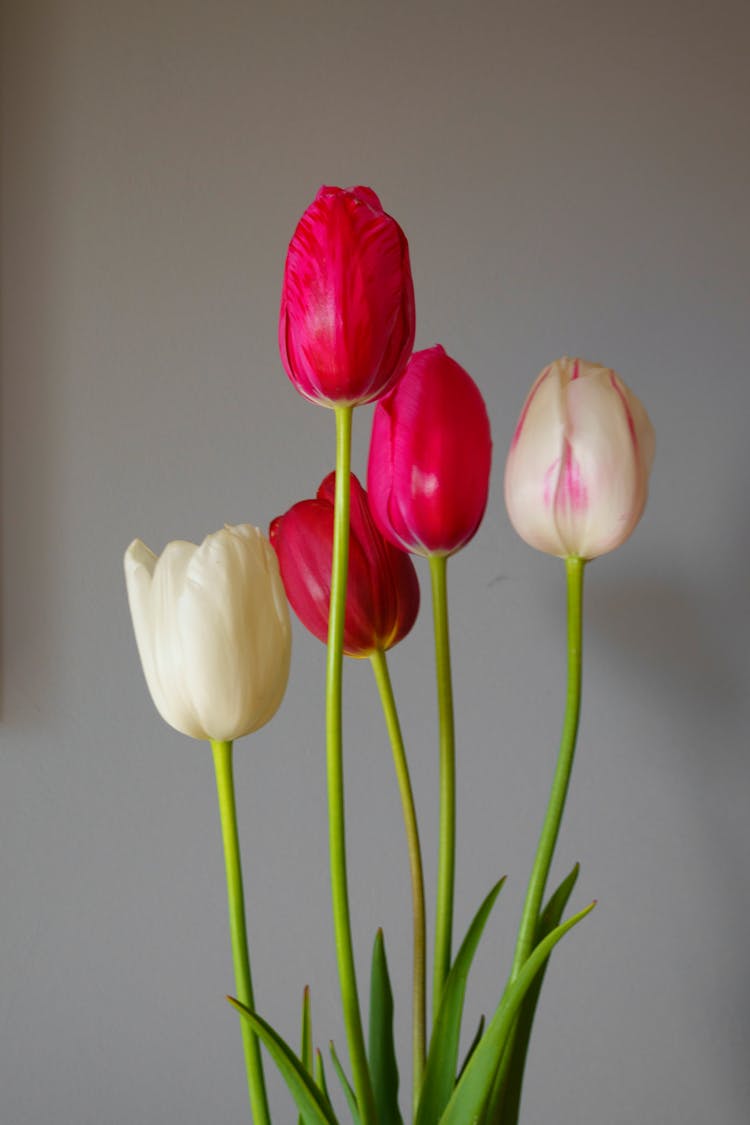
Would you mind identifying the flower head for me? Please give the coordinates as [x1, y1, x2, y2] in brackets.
[367, 345, 493, 556]
[279, 185, 415, 406]
[504, 356, 655, 559]
[124, 525, 291, 741]
[270, 473, 420, 657]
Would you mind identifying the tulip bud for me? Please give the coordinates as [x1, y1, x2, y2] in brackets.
[124, 525, 291, 742]
[279, 185, 416, 407]
[504, 356, 655, 560]
[269, 472, 420, 657]
[367, 345, 493, 557]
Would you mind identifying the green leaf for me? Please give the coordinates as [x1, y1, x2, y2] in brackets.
[315, 1048, 331, 1102]
[299, 985, 314, 1125]
[416, 878, 506, 1125]
[439, 901, 596, 1125]
[301, 986, 313, 1073]
[330, 1040, 361, 1125]
[227, 996, 339, 1125]
[368, 929, 403, 1125]
[485, 864, 581, 1125]
[458, 1015, 485, 1081]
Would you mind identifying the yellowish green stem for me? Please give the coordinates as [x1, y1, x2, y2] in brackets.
[211, 739, 270, 1125]
[487, 558, 586, 1123]
[429, 553, 456, 1026]
[370, 647, 427, 1113]
[327, 405, 377, 1125]
[510, 556, 585, 978]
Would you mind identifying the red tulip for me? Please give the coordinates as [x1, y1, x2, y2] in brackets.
[367, 345, 492, 556]
[269, 473, 420, 657]
[279, 186, 416, 407]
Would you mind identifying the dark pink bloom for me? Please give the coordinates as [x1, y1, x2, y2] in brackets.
[367, 345, 492, 557]
[269, 473, 420, 657]
[279, 186, 416, 407]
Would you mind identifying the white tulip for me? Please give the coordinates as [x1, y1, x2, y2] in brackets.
[504, 357, 655, 560]
[124, 524, 291, 742]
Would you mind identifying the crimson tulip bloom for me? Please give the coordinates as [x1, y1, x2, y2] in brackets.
[269, 472, 420, 657]
[367, 345, 492, 556]
[279, 185, 416, 407]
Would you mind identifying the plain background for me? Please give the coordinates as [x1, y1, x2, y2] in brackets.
[2, 1, 749, 1122]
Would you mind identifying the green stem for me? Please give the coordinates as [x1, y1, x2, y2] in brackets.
[486, 559, 585, 1125]
[429, 553, 456, 1025]
[369, 648, 427, 1113]
[510, 556, 586, 980]
[211, 739, 271, 1125]
[327, 405, 377, 1125]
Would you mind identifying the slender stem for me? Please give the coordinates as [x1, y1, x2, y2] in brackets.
[327, 405, 377, 1125]
[211, 739, 271, 1125]
[509, 556, 585, 981]
[486, 559, 586, 1125]
[370, 648, 427, 1113]
[429, 553, 456, 1025]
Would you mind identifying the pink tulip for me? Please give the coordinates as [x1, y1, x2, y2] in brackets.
[367, 345, 492, 557]
[504, 356, 655, 559]
[269, 472, 420, 657]
[279, 186, 416, 407]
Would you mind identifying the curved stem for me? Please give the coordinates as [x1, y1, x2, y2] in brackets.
[510, 556, 585, 981]
[429, 553, 456, 1025]
[327, 405, 377, 1125]
[370, 648, 427, 1113]
[211, 739, 271, 1125]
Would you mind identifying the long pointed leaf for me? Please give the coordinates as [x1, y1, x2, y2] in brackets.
[301, 986, 313, 1072]
[228, 996, 339, 1125]
[299, 986, 313, 1125]
[458, 1015, 485, 1081]
[369, 929, 403, 1125]
[315, 1048, 331, 1102]
[439, 901, 596, 1125]
[416, 878, 505, 1125]
[330, 1040, 361, 1125]
[486, 864, 581, 1125]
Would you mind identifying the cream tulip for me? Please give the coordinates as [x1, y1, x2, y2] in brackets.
[504, 357, 655, 559]
[124, 524, 291, 742]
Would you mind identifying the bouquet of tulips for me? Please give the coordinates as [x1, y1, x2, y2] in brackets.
[124, 186, 654, 1124]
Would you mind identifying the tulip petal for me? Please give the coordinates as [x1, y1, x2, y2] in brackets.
[124, 538, 209, 738]
[343, 473, 419, 652]
[271, 500, 336, 647]
[124, 539, 166, 719]
[178, 526, 291, 742]
[124, 526, 291, 743]
[504, 358, 654, 560]
[368, 346, 492, 557]
[272, 473, 419, 657]
[504, 364, 570, 557]
[561, 369, 652, 558]
[279, 186, 415, 406]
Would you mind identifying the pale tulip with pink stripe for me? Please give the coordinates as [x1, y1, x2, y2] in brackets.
[504, 357, 655, 560]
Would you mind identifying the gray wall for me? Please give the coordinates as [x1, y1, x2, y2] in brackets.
[2, 2, 749, 1122]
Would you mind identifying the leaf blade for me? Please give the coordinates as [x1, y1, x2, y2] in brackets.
[330, 1040, 361, 1125]
[487, 864, 581, 1125]
[416, 878, 505, 1125]
[315, 1048, 331, 1103]
[369, 929, 403, 1125]
[299, 985, 314, 1125]
[439, 901, 596, 1125]
[228, 996, 339, 1125]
